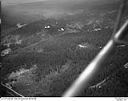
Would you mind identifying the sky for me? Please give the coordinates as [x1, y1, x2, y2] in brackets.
[1, 0, 100, 6]
[1, 0, 119, 6]
[1, 0, 47, 5]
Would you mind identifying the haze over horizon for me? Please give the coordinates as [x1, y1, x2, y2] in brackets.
[2, 0, 86, 6]
[2, 0, 46, 6]
[2, 0, 119, 6]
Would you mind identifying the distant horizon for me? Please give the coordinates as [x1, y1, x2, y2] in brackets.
[1, 0, 118, 6]
[1, 0, 47, 6]
[2, 0, 84, 5]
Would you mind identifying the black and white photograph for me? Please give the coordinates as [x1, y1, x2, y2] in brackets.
[1, 0, 128, 98]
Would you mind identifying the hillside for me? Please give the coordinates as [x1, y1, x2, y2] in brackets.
[1, 0, 128, 96]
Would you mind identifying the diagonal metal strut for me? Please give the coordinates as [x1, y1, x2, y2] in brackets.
[63, 0, 128, 96]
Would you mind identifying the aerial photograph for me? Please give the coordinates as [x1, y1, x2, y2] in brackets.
[1, 0, 128, 97]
